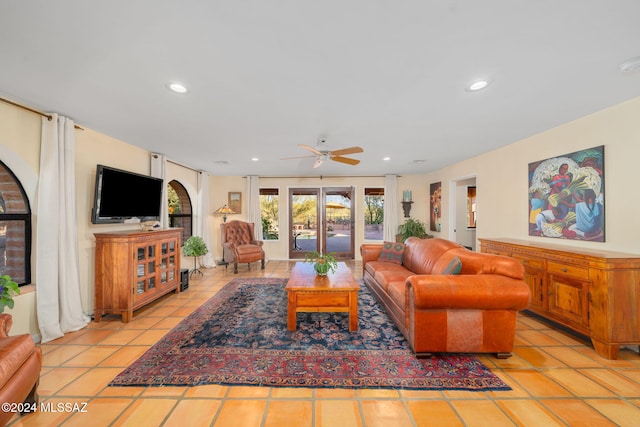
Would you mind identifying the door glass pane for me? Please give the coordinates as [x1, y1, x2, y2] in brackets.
[161, 272, 167, 283]
[169, 255, 175, 267]
[137, 264, 144, 277]
[148, 277, 155, 289]
[290, 190, 318, 257]
[137, 247, 145, 260]
[324, 189, 353, 257]
[162, 242, 168, 255]
[169, 270, 175, 281]
[137, 281, 144, 294]
[148, 262, 155, 275]
[148, 245, 155, 258]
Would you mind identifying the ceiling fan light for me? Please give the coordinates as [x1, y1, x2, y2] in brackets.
[167, 82, 188, 93]
[466, 80, 490, 92]
[619, 56, 640, 73]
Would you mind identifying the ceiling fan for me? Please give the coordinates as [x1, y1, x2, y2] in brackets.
[281, 144, 364, 168]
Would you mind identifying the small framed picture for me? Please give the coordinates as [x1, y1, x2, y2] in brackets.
[228, 192, 241, 214]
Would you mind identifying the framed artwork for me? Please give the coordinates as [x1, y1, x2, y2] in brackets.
[429, 182, 441, 232]
[528, 145, 604, 241]
[228, 192, 241, 214]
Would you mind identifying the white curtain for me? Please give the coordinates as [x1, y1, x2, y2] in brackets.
[150, 153, 168, 228]
[196, 171, 215, 267]
[246, 175, 263, 240]
[36, 114, 90, 343]
[384, 174, 399, 242]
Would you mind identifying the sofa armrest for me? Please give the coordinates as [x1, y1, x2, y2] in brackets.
[360, 244, 383, 274]
[0, 313, 12, 338]
[406, 275, 531, 311]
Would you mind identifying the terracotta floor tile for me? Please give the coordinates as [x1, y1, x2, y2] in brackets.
[503, 370, 572, 397]
[315, 388, 357, 398]
[183, 384, 229, 399]
[542, 346, 606, 368]
[586, 399, 640, 427]
[449, 400, 514, 427]
[541, 399, 619, 426]
[65, 329, 115, 345]
[62, 345, 119, 367]
[357, 388, 400, 399]
[164, 399, 222, 426]
[127, 329, 170, 345]
[56, 367, 123, 396]
[496, 399, 564, 426]
[213, 400, 267, 427]
[514, 347, 567, 368]
[579, 368, 640, 396]
[62, 398, 132, 427]
[545, 369, 616, 397]
[141, 386, 188, 397]
[271, 387, 313, 398]
[111, 398, 178, 426]
[315, 400, 362, 427]
[38, 367, 90, 395]
[96, 329, 144, 345]
[98, 345, 149, 367]
[518, 329, 565, 346]
[360, 400, 414, 427]
[407, 400, 464, 427]
[42, 345, 91, 366]
[265, 400, 312, 427]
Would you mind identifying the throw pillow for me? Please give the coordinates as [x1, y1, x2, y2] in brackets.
[441, 256, 462, 275]
[378, 241, 405, 265]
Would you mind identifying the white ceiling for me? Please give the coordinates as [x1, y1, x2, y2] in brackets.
[1, 1, 639, 177]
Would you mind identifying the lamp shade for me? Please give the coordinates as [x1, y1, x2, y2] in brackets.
[214, 204, 236, 215]
[214, 204, 236, 222]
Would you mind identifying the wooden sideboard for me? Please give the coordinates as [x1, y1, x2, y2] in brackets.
[94, 228, 182, 322]
[479, 238, 640, 359]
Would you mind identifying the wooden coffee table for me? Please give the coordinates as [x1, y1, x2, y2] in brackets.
[286, 262, 360, 331]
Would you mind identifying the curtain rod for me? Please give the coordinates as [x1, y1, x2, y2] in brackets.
[166, 158, 201, 174]
[0, 95, 83, 130]
[244, 175, 399, 179]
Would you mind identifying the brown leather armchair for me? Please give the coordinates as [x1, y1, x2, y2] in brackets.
[220, 220, 265, 274]
[0, 314, 41, 426]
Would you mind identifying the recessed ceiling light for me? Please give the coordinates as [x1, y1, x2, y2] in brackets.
[383, 157, 391, 161]
[620, 56, 640, 73]
[411, 159, 425, 164]
[251, 157, 259, 162]
[466, 80, 490, 92]
[167, 82, 187, 93]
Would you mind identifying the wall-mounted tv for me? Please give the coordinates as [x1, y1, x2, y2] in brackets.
[91, 164, 163, 224]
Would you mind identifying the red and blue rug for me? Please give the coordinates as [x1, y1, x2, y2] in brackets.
[109, 278, 510, 390]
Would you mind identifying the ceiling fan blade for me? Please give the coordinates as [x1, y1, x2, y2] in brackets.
[313, 158, 324, 168]
[331, 156, 360, 165]
[299, 144, 323, 156]
[329, 146, 364, 156]
[280, 155, 316, 160]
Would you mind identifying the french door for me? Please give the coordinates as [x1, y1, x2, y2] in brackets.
[288, 187, 355, 259]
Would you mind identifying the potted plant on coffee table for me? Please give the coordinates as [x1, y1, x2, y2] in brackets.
[182, 235, 209, 277]
[304, 251, 338, 276]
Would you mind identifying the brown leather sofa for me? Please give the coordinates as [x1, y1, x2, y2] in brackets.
[220, 220, 265, 274]
[0, 314, 41, 426]
[361, 237, 530, 358]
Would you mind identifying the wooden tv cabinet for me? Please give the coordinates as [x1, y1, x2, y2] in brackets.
[480, 238, 640, 359]
[94, 228, 182, 322]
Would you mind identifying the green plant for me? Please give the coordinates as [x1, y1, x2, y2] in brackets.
[0, 275, 20, 313]
[304, 251, 338, 276]
[182, 236, 209, 258]
[397, 218, 429, 242]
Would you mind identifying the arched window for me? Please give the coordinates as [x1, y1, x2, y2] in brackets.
[168, 180, 192, 243]
[0, 161, 32, 286]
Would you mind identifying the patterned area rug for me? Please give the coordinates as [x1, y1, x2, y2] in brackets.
[110, 278, 510, 390]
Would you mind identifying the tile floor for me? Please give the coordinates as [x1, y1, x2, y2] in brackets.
[8, 260, 640, 426]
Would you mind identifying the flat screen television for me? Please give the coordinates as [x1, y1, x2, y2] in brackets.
[91, 164, 164, 224]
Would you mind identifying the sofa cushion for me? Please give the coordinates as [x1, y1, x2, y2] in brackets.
[439, 256, 462, 275]
[377, 241, 405, 265]
[402, 237, 462, 274]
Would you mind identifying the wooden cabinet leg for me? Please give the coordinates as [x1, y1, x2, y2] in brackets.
[287, 292, 296, 331]
[121, 311, 132, 323]
[591, 338, 619, 360]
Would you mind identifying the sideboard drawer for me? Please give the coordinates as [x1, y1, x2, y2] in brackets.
[514, 255, 545, 270]
[547, 261, 589, 280]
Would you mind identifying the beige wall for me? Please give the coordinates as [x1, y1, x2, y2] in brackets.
[2, 96, 639, 339]
[424, 97, 640, 253]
